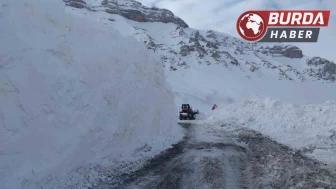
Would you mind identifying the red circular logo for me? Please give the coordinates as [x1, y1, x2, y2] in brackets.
[236, 11, 266, 41]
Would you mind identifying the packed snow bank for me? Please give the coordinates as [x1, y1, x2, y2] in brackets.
[202, 97, 336, 167]
[0, 0, 182, 188]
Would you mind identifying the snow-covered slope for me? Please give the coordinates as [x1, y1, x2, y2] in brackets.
[201, 96, 336, 169]
[64, 0, 336, 113]
[2, 0, 336, 187]
[64, 0, 188, 27]
[0, 0, 182, 188]
[61, 0, 336, 170]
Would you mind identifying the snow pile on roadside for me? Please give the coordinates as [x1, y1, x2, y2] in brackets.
[0, 0, 182, 188]
[202, 96, 336, 166]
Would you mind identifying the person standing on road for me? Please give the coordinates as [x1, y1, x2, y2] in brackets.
[212, 104, 217, 110]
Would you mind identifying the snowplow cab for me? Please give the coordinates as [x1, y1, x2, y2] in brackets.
[181, 104, 191, 113]
[179, 104, 199, 120]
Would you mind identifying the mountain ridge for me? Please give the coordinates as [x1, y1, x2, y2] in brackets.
[64, 0, 188, 27]
[63, 0, 336, 83]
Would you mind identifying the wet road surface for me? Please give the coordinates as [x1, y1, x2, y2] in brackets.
[96, 123, 336, 189]
[99, 123, 253, 189]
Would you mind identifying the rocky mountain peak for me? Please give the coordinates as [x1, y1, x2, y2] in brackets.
[63, 0, 336, 83]
[64, 0, 87, 9]
[259, 45, 303, 59]
[64, 0, 189, 28]
[304, 57, 336, 82]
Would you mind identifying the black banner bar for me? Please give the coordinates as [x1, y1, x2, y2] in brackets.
[259, 28, 320, 42]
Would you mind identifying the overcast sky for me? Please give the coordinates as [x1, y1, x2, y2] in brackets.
[138, 0, 336, 62]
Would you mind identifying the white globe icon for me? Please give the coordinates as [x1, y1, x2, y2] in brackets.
[239, 13, 265, 38]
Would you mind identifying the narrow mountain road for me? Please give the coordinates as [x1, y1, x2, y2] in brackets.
[117, 123, 251, 189]
[96, 123, 336, 189]
[97, 123, 255, 189]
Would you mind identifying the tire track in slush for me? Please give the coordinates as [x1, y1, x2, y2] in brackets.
[96, 123, 336, 189]
[101, 123, 251, 189]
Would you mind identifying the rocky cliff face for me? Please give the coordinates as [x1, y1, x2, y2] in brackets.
[139, 25, 311, 81]
[64, 0, 188, 28]
[259, 45, 303, 59]
[304, 57, 336, 82]
[63, 0, 336, 83]
[64, 0, 87, 9]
